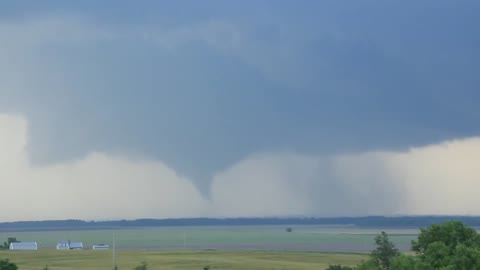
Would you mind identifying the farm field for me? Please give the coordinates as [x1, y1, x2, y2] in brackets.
[0, 250, 367, 270]
[0, 225, 418, 252]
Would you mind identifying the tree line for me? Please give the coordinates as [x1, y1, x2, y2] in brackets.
[4, 216, 480, 231]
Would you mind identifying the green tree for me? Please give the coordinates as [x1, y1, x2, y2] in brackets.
[410, 221, 480, 269]
[412, 221, 480, 257]
[422, 241, 451, 268]
[0, 259, 17, 270]
[327, 221, 480, 270]
[1, 238, 18, 249]
[355, 259, 378, 270]
[371, 231, 400, 270]
[390, 254, 418, 270]
[450, 244, 480, 270]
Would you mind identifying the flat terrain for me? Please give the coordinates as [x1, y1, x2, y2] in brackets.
[0, 225, 418, 252]
[0, 226, 415, 269]
[0, 250, 367, 270]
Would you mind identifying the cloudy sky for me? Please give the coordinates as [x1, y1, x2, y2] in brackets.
[0, 1, 479, 221]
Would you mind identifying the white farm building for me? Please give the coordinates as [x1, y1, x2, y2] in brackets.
[92, 244, 110, 250]
[9, 242, 38, 250]
[56, 240, 83, 250]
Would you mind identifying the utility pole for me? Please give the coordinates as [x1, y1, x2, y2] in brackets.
[112, 232, 116, 270]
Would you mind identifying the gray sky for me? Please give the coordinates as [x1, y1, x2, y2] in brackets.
[0, 1, 479, 221]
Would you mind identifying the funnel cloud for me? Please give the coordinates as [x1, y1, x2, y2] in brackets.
[0, 2, 479, 221]
[1, 114, 480, 221]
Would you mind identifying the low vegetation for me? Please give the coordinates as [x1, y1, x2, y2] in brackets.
[0, 259, 17, 270]
[0, 250, 365, 270]
[133, 261, 148, 270]
[0, 238, 19, 250]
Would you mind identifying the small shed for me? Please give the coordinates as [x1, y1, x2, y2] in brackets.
[92, 244, 110, 250]
[9, 242, 38, 250]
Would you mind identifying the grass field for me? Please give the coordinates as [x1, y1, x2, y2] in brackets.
[0, 226, 416, 269]
[0, 225, 418, 252]
[0, 250, 367, 270]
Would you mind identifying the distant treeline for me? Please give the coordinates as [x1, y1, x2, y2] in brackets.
[1, 216, 480, 232]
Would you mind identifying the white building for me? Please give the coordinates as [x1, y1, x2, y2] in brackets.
[69, 242, 83, 250]
[56, 240, 69, 250]
[9, 242, 38, 250]
[56, 240, 83, 250]
[92, 244, 110, 250]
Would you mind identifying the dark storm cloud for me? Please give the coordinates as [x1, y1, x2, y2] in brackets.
[0, 1, 479, 198]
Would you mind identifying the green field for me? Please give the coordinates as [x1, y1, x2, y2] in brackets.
[0, 226, 417, 269]
[0, 226, 418, 252]
[0, 250, 367, 270]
